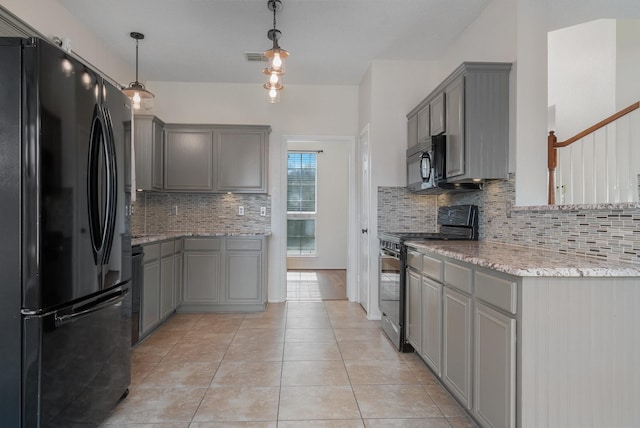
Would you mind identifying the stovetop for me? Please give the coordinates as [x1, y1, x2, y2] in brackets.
[379, 231, 473, 244]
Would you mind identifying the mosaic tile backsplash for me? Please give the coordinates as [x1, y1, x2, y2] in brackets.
[131, 192, 271, 235]
[379, 174, 640, 265]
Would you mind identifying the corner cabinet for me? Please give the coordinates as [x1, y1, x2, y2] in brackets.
[133, 115, 164, 191]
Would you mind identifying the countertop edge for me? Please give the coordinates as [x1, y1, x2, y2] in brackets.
[132, 232, 271, 246]
[406, 240, 640, 278]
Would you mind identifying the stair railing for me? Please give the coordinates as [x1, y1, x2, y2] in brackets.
[548, 101, 640, 204]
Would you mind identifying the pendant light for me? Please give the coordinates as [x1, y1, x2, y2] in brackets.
[262, 0, 289, 103]
[121, 32, 154, 109]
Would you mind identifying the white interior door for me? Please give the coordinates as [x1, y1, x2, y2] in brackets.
[359, 126, 370, 311]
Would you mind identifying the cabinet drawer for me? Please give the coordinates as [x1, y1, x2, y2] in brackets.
[423, 255, 442, 281]
[143, 243, 160, 263]
[161, 241, 175, 257]
[444, 261, 472, 294]
[406, 250, 422, 271]
[226, 239, 262, 251]
[184, 238, 221, 251]
[475, 271, 517, 314]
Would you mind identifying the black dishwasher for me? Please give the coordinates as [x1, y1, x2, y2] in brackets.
[131, 245, 143, 346]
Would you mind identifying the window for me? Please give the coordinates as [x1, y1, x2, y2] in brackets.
[287, 152, 317, 256]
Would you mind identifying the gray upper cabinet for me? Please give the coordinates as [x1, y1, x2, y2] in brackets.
[429, 92, 445, 136]
[136, 122, 270, 193]
[417, 105, 430, 144]
[444, 62, 511, 182]
[214, 126, 269, 193]
[164, 125, 215, 191]
[133, 115, 164, 191]
[445, 76, 465, 179]
[407, 62, 511, 183]
[407, 114, 418, 149]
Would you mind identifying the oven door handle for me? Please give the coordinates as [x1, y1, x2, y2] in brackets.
[380, 248, 400, 259]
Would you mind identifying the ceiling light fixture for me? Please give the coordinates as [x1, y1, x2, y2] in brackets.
[121, 32, 154, 110]
[263, 0, 289, 103]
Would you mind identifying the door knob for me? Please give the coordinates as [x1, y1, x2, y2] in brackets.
[361, 228, 368, 234]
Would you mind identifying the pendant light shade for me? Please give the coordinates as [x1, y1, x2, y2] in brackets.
[122, 32, 154, 109]
[262, 0, 289, 103]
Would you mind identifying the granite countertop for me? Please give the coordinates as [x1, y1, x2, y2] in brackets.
[132, 231, 271, 246]
[406, 240, 640, 278]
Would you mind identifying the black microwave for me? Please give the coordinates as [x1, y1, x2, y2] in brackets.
[406, 134, 446, 193]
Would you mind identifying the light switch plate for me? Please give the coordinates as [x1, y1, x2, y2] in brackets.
[238, 206, 244, 216]
[260, 206, 266, 216]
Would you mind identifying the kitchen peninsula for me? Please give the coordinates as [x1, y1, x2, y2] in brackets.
[405, 239, 640, 428]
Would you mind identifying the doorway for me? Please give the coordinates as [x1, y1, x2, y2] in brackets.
[282, 136, 354, 302]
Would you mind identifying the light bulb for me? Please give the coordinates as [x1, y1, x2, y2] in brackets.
[133, 92, 141, 104]
[269, 73, 279, 85]
[272, 52, 282, 71]
[133, 102, 141, 110]
[269, 88, 277, 98]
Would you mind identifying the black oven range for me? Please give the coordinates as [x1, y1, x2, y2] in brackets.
[378, 205, 478, 352]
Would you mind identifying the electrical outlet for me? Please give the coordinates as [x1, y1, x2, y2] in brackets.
[238, 206, 244, 216]
[260, 206, 266, 216]
[171, 205, 178, 215]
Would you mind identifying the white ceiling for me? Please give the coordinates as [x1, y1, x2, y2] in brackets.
[56, 0, 490, 85]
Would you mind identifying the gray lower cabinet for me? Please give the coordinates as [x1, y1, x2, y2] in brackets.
[174, 239, 183, 307]
[160, 241, 176, 319]
[405, 268, 422, 351]
[442, 285, 473, 409]
[182, 238, 222, 307]
[181, 236, 267, 312]
[164, 126, 215, 191]
[140, 239, 180, 339]
[141, 243, 161, 336]
[473, 301, 516, 428]
[421, 276, 442, 376]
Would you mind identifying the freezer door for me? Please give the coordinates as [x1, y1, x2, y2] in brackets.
[22, 284, 131, 427]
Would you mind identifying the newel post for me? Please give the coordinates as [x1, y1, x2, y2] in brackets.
[548, 131, 557, 205]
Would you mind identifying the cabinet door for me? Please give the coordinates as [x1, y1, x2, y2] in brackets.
[474, 302, 516, 428]
[160, 255, 175, 319]
[174, 246, 183, 307]
[421, 277, 442, 376]
[430, 93, 445, 135]
[164, 127, 214, 191]
[417, 105, 430, 143]
[445, 76, 465, 179]
[214, 127, 268, 193]
[134, 115, 164, 191]
[405, 268, 422, 352]
[442, 286, 472, 409]
[184, 251, 221, 303]
[407, 114, 418, 149]
[226, 251, 263, 304]
[141, 260, 160, 335]
[151, 119, 164, 190]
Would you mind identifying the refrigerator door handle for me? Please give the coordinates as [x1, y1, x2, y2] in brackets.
[101, 105, 118, 265]
[87, 103, 118, 266]
[54, 288, 129, 327]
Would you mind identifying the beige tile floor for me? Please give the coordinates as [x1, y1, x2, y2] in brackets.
[102, 301, 477, 427]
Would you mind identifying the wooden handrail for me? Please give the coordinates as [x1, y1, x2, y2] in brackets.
[547, 101, 640, 204]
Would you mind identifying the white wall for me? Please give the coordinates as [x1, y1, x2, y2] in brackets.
[146, 81, 359, 303]
[286, 138, 350, 270]
[548, 20, 617, 140]
[2, 0, 133, 85]
[616, 20, 640, 110]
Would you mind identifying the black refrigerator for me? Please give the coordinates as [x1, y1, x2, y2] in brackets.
[0, 37, 132, 427]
